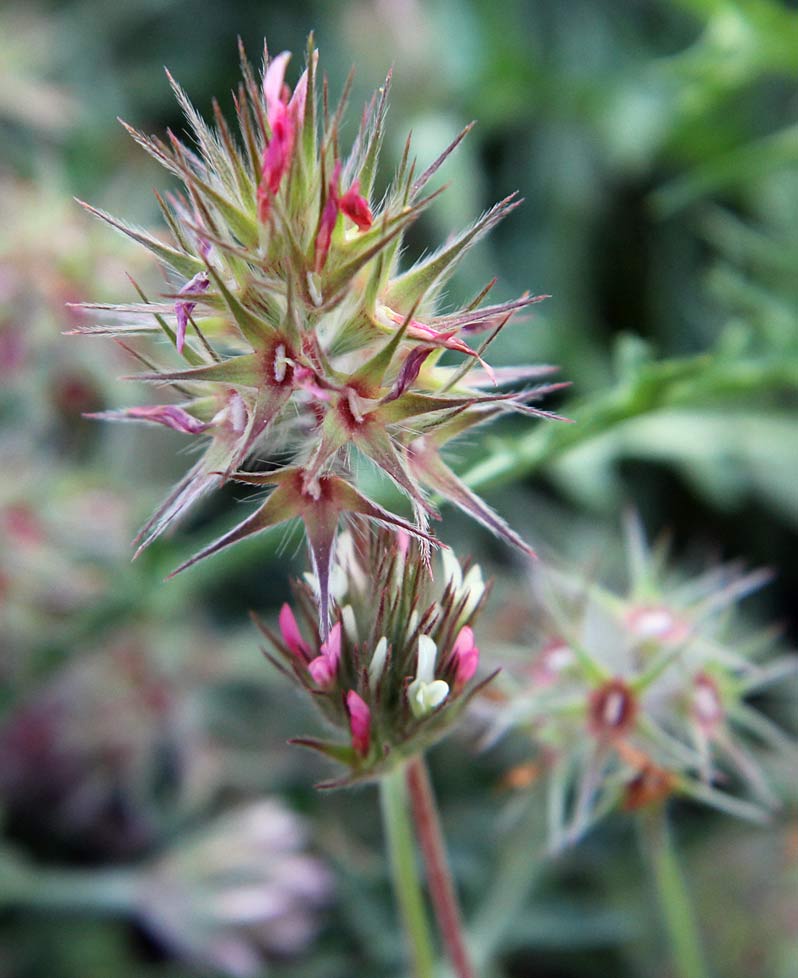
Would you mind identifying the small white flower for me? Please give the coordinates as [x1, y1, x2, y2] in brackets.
[368, 636, 389, 691]
[442, 549, 485, 622]
[341, 605, 358, 644]
[408, 634, 450, 717]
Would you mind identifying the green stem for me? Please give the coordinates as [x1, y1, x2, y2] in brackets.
[380, 764, 437, 978]
[406, 756, 475, 978]
[0, 849, 139, 916]
[469, 793, 547, 969]
[640, 806, 711, 978]
[459, 354, 798, 496]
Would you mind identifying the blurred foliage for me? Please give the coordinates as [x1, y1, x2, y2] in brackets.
[1, 1, 797, 977]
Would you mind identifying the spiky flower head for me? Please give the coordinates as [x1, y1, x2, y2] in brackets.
[73, 38, 559, 628]
[256, 528, 492, 787]
[487, 517, 797, 851]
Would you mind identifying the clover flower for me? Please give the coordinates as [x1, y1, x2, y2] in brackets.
[255, 528, 491, 787]
[73, 39, 560, 629]
[489, 518, 797, 850]
[138, 800, 332, 976]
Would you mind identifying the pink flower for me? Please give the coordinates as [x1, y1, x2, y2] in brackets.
[86, 404, 209, 435]
[279, 604, 309, 660]
[313, 164, 373, 271]
[175, 271, 210, 354]
[308, 621, 342, 688]
[346, 690, 371, 757]
[382, 306, 478, 360]
[451, 626, 479, 688]
[339, 181, 372, 231]
[258, 52, 298, 223]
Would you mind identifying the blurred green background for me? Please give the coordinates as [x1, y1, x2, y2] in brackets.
[1, 1, 797, 977]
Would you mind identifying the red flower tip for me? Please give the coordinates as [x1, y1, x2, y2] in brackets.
[346, 690, 371, 757]
[339, 180, 373, 231]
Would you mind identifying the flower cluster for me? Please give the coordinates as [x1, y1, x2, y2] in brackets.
[74, 39, 560, 628]
[140, 800, 332, 977]
[487, 518, 796, 850]
[256, 528, 490, 786]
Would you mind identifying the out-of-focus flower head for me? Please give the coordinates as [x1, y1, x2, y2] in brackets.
[74, 38, 561, 630]
[0, 456, 136, 678]
[255, 527, 491, 787]
[0, 620, 281, 856]
[487, 516, 797, 851]
[138, 800, 332, 976]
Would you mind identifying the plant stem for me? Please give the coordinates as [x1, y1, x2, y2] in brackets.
[0, 849, 139, 916]
[640, 806, 710, 978]
[459, 354, 798, 496]
[406, 755, 475, 978]
[469, 793, 547, 970]
[380, 764, 437, 978]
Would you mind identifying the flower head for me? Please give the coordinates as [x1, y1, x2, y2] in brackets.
[486, 516, 797, 851]
[141, 800, 332, 976]
[255, 529, 491, 787]
[73, 39, 558, 628]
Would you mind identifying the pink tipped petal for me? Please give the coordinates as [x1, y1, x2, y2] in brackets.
[320, 621, 342, 670]
[175, 302, 189, 353]
[279, 603, 309, 659]
[263, 52, 291, 112]
[87, 404, 210, 435]
[173, 271, 209, 354]
[452, 626, 479, 687]
[452, 625, 475, 657]
[384, 347, 433, 403]
[346, 690, 371, 756]
[309, 655, 336, 688]
[339, 181, 373, 231]
[258, 57, 300, 222]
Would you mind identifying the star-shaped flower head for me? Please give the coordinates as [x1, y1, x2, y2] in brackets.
[486, 515, 797, 851]
[74, 38, 561, 629]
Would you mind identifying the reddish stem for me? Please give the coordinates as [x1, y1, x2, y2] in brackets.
[405, 755, 476, 978]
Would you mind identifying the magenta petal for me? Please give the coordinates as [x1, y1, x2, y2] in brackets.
[279, 603, 309, 659]
[452, 626, 479, 686]
[309, 654, 336, 688]
[320, 621, 342, 669]
[339, 181, 373, 231]
[89, 404, 209, 435]
[173, 271, 209, 354]
[175, 301, 191, 353]
[452, 625, 475, 658]
[346, 690, 371, 756]
[384, 347, 433, 403]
